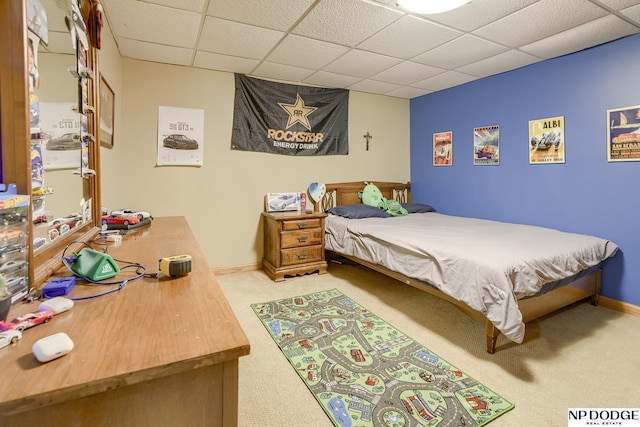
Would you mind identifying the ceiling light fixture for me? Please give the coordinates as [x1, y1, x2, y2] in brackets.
[396, 0, 471, 14]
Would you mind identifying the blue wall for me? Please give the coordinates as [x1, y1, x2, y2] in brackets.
[410, 34, 640, 306]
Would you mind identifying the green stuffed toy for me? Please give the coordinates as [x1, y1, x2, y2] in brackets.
[358, 182, 408, 217]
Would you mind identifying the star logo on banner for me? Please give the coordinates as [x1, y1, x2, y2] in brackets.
[278, 94, 317, 131]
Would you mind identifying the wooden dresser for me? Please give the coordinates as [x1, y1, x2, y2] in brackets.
[0, 217, 250, 426]
[262, 211, 328, 281]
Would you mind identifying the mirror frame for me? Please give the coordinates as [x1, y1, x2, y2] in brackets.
[0, 0, 102, 289]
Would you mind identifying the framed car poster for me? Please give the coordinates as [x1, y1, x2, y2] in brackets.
[39, 102, 81, 170]
[433, 131, 452, 166]
[606, 105, 640, 162]
[473, 125, 499, 165]
[157, 106, 204, 166]
[529, 116, 565, 164]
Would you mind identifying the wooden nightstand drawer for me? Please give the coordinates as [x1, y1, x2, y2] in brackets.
[281, 218, 322, 231]
[281, 229, 323, 248]
[262, 211, 328, 281]
[281, 246, 323, 266]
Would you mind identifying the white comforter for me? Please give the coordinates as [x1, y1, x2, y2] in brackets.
[325, 212, 618, 343]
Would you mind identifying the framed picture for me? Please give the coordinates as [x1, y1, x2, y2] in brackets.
[606, 105, 640, 162]
[99, 74, 114, 148]
[433, 131, 452, 166]
[529, 116, 565, 164]
[473, 125, 500, 165]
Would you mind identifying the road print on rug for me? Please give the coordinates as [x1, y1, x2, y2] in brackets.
[252, 288, 514, 427]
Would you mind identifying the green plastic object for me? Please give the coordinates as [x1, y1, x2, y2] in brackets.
[71, 248, 120, 281]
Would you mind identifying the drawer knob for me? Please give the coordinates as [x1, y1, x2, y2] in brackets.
[297, 236, 309, 243]
[297, 222, 308, 229]
[297, 253, 308, 260]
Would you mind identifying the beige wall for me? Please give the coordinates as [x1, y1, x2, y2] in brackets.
[97, 26, 410, 270]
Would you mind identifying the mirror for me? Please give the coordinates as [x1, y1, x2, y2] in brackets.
[30, 0, 93, 254]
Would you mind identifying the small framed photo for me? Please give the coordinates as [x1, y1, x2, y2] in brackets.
[266, 193, 299, 212]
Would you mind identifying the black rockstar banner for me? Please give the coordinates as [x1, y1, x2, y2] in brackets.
[231, 74, 349, 156]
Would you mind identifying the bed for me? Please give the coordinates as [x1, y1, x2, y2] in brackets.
[318, 181, 619, 353]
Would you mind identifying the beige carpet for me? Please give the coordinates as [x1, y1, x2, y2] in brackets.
[217, 261, 640, 427]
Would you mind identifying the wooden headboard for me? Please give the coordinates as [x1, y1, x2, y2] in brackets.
[317, 181, 411, 212]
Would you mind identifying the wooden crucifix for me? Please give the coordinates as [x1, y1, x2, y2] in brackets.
[363, 131, 373, 151]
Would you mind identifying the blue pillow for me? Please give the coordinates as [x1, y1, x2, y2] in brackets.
[327, 204, 390, 219]
[402, 203, 436, 213]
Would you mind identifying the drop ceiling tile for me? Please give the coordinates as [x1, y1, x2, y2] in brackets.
[118, 39, 194, 66]
[266, 35, 350, 69]
[456, 49, 540, 77]
[357, 15, 462, 59]
[252, 62, 315, 82]
[302, 71, 362, 88]
[619, 3, 640, 23]
[520, 15, 639, 59]
[198, 17, 284, 59]
[193, 51, 259, 74]
[322, 49, 402, 78]
[101, 0, 201, 48]
[385, 86, 432, 99]
[598, 0, 640, 9]
[292, 0, 403, 47]
[412, 35, 509, 69]
[348, 79, 402, 94]
[370, 61, 443, 85]
[412, 71, 478, 91]
[426, 0, 539, 32]
[206, 0, 316, 31]
[473, 0, 608, 47]
[144, 0, 206, 13]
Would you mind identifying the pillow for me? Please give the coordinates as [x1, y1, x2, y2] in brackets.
[327, 204, 390, 219]
[401, 203, 436, 213]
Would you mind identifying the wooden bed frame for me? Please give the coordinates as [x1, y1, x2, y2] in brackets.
[319, 181, 601, 353]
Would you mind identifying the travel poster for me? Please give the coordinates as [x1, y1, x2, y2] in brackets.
[473, 125, 499, 165]
[606, 105, 640, 162]
[433, 131, 452, 166]
[529, 116, 565, 164]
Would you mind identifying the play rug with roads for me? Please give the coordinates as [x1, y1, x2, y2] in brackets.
[252, 288, 514, 427]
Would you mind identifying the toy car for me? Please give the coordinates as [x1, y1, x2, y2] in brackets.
[0, 229, 25, 242]
[0, 329, 22, 349]
[6, 277, 28, 304]
[109, 209, 152, 221]
[102, 215, 140, 226]
[50, 213, 82, 226]
[162, 134, 198, 150]
[0, 310, 54, 332]
[0, 260, 27, 274]
[0, 244, 24, 259]
[48, 214, 83, 239]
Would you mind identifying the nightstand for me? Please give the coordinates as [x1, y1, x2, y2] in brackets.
[262, 211, 328, 281]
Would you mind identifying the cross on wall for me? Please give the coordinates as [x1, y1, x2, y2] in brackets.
[363, 132, 372, 151]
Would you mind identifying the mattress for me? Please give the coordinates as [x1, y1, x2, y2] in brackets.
[325, 212, 619, 343]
